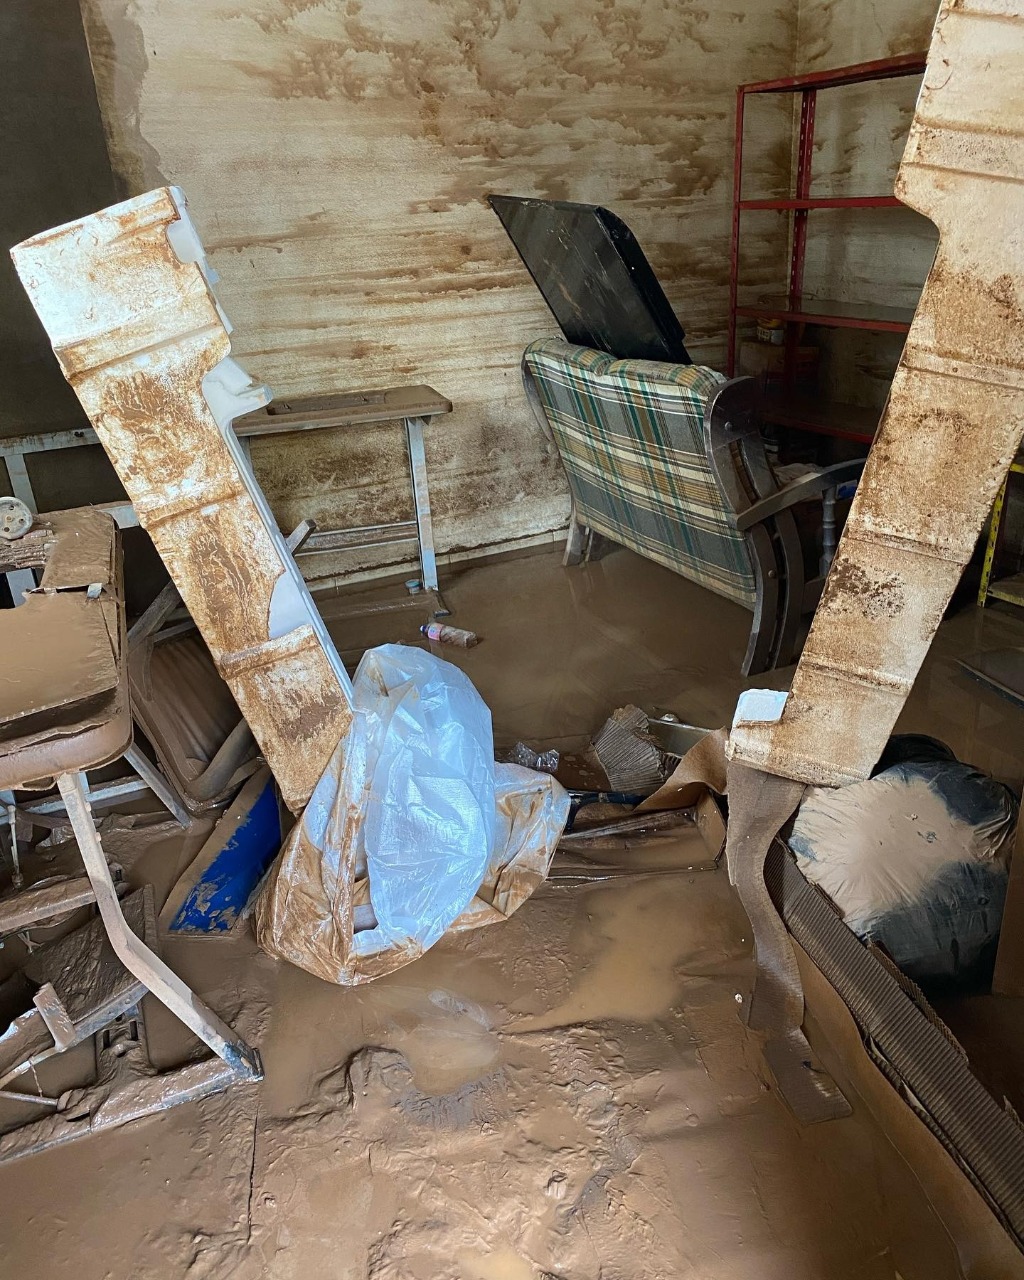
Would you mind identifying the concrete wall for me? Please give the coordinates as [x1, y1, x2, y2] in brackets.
[79, 0, 796, 580]
[9, 2, 942, 576]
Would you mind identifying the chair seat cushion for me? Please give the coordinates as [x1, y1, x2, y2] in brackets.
[0, 508, 130, 790]
[525, 338, 757, 610]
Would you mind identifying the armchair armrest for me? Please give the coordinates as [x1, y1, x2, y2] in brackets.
[735, 459, 865, 532]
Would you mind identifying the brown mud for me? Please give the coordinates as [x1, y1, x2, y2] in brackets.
[2, 547, 1023, 1277]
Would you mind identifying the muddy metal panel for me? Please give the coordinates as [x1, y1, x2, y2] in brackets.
[11, 187, 353, 813]
[730, 0, 1024, 786]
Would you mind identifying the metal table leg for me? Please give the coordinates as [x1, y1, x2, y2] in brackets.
[4, 450, 37, 606]
[57, 771, 262, 1080]
[404, 415, 438, 592]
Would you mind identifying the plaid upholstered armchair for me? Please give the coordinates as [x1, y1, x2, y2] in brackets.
[523, 338, 863, 674]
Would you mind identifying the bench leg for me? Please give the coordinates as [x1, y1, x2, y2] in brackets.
[57, 771, 262, 1080]
[404, 415, 438, 592]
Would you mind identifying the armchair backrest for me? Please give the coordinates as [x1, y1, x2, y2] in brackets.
[522, 337, 757, 610]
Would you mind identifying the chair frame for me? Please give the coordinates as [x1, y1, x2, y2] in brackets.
[526, 358, 863, 675]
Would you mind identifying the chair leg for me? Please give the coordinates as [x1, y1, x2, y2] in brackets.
[57, 771, 262, 1080]
[563, 502, 587, 567]
[742, 525, 780, 676]
[123, 743, 191, 828]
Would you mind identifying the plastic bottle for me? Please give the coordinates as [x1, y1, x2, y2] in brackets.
[421, 622, 480, 648]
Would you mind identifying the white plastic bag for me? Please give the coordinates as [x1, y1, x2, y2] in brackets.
[355, 644, 497, 955]
[255, 644, 569, 984]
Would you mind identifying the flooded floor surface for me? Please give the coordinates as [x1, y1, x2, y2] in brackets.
[4, 547, 1024, 1278]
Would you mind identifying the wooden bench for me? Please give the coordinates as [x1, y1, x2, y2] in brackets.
[1, 383, 454, 616]
[234, 384, 452, 613]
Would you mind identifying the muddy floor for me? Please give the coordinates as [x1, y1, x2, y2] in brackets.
[3, 547, 1024, 1278]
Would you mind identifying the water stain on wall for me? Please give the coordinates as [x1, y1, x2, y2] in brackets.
[77, 0, 799, 577]
[80, 0, 167, 195]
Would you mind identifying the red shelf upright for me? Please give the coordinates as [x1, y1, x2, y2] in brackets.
[727, 53, 928, 435]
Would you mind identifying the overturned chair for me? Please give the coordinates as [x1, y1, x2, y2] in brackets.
[523, 337, 863, 674]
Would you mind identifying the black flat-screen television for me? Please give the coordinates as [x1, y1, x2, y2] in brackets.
[488, 194, 690, 365]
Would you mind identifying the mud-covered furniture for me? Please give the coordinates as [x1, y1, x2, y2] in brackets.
[0, 507, 261, 1161]
[235, 384, 453, 619]
[125, 519, 316, 817]
[522, 338, 862, 674]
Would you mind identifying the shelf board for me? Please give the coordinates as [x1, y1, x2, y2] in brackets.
[738, 196, 904, 211]
[736, 296, 915, 333]
[988, 574, 1024, 610]
[742, 54, 927, 96]
[762, 392, 880, 444]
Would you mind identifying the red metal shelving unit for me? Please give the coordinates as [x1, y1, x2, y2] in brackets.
[728, 53, 928, 445]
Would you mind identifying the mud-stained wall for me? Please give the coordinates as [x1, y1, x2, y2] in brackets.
[796, 0, 938, 71]
[793, 0, 941, 413]
[79, 0, 796, 578]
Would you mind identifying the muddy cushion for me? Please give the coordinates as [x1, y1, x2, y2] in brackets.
[788, 758, 1018, 985]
